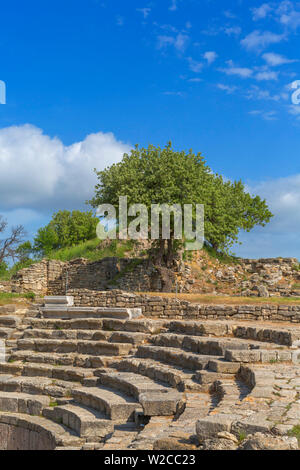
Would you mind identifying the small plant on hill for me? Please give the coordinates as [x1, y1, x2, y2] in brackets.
[238, 431, 247, 443]
[287, 425, 300, 444]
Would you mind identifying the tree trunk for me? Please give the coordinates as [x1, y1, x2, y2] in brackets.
[166, 236, 174, 268]
[154, 238, 165, 265]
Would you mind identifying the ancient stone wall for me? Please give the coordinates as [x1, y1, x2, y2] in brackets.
[11, 259, 60, 295]
[0, 422, 56, 450]
[0, 280, 12, 293]
[69, 288, 300, 323]
[9, 256, 300, 297]
[10, 257, 175, 296]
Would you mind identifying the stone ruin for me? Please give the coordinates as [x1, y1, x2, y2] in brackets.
[9, 256, 300, 298]
[0, 292, 299, 450]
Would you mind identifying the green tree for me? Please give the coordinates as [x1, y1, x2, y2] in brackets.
[0, 261, 9, 278]
[34, 226, 59, 256]
[89, 143, 273, 263]
[15, 241, 33, 262]
[204, 176, 273, 252]
[33, 210, 98, 256]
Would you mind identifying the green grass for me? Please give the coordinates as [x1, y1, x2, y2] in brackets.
[139, 292, 300, 305]
[0, 238, 138, 280]
[47, 238, 136, 262]
[202, 243, 240, 265]
[0, 292, 35, 305]
[287, 425, 300, 444]
[238, 431, 247, 443]
[49, 400, 58, 408]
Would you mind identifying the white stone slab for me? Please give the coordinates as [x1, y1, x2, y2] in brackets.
[44, 296, 74, 307]
[40, 306, 142, 320]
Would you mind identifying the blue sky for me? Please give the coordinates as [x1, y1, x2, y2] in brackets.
[1, 0, 300, 258]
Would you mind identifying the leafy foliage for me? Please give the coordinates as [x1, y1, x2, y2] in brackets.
[89, 143, 273, 260]
[33, 210, 99, 256]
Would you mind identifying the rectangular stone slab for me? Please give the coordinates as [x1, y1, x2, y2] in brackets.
[40, 306, 142, 320]
[44, 296, 74, 307]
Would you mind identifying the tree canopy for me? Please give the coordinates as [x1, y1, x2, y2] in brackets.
[89, 143, 273, 264]
[33, 210, 98, 256]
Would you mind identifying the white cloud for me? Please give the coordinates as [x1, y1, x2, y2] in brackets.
[157, 33, 189, 53]
[163, 91, 184, 96]
[224, 26, 242, 36]
[234, 173, 300, 258]
[216, 83, 237, 94]
[255, 70, 279, 81]
[252, 3, 273, 20]
[136, 8, 151, 19]
[169, 0, 179, 11]
[203, 51, 218, 65]
[262, 52, 296, 66]
[223, 10, 236, 19]
[187, 57, 203, 73]
[116, 15, 124, 26]
[288, 104, 300, 118]
[0, 124, 130, 211]
[241, 30, 286, 51]
[249, 109, 278, 120]
[250, 174, 300, 232]
[246, 85, 285, 102]
[174, 33, 189, 52]
[276, 1, 300, 29]
[220, 60, 253, 78]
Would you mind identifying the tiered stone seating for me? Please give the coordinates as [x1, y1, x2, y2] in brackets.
[0, 297, 299, 450]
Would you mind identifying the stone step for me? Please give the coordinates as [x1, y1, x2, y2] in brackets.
[23, 328, 108, 341]
[0, 411, 85, 449]
[194, 370, 234, 392]
[150, 333, 265, 355]
[208, 359, 241, 374]
[44, 296, 74, 307]
[211, 379, 250, 411]
[23, 328, 147, 345]
[0, 316, 21, 328]
[168, 320, 300, 348]
[136, 345, 219, 371]
[0, 328, 15, 339]
[42, 403, 114, 440]
[9, 350, 116, 369]
[224, 348, 293, 364]
[0, 361, 96, 383]
[72, 386, 140, 421]
[0, 391, 50, 415]
[111, 357, 198, 391]
[27, 317, 162, 333]
[0, 374, 79, 398]
[0, 362, 24, 375]
[232, 324, 300, 347]
[102, 422, 140, 450]
[167, 320, 231, 337]
[24, 310, 40, 319]
[16, 338, 134, 356]
[95, 370, 183, 416]
[0, 305, 17, 314]
[40, 306, 142, 320]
